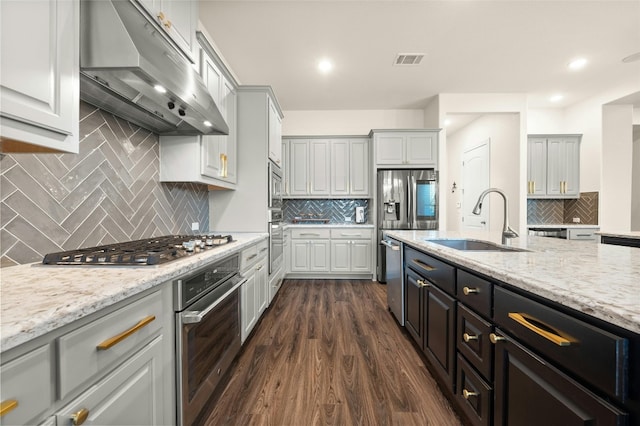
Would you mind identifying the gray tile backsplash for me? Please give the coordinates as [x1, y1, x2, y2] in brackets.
[527, 192, 599, 225]
[0, 102, 209, 267]
[283, 199, 370, 223]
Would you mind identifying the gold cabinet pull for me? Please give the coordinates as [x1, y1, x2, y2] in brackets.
[164, 19, 172, 29]
[97, 315, 156, 350]
[156, 11, 165, 23]
[532, 181, 535, 193]
[462, 286, 478, 295]
[71, 408, 89, 426]
[463, 333, 478, 342]
[489, 333, 506, 344]
[508, 312, 571, 346]
[416, 279, 430, 288]
[0, 400, 18, 417]
[411, 258, 436, 271]
[462, 389, 478, 399]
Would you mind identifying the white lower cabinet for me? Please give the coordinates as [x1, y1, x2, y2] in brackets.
[240, 239, 269, 343]
[55, 335, 165, 425]
[0, 285, 173, 426]
[288, 227, 374, 277]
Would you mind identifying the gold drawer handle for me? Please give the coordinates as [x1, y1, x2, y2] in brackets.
[97, 315, 156, 350]
[462, 389, 478, 399]
[463, 333, 478, 342]
[0, 400, 18, 417]
[508, 312, 571, 347]
[411, 258, 436, 271]
[462, 286, 478, 295]
[71, 408, 89, 426]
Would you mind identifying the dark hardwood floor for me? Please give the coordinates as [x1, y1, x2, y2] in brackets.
[202, 279, 462, 426]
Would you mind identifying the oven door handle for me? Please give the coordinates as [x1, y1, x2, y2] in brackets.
[181, 277, 247, 324]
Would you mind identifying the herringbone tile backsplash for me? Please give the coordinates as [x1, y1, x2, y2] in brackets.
[283, 199, 370, 223]
[0, 102, 209, 267]
[527, 192, 599, 225]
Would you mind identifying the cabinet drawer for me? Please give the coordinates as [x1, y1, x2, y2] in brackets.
[457, 270, 492, 318]
[291, 228, 331, 239]
[0, 345, 53, 426]
[456, 354, 492, 426]
[567, 229, 597, 240]
[58, 291, 163, 399]
[405, 246, 455, 295]
[494, 286, 628, 401]
[457, 303, 493, 381]
[240, 245, 258, 272]
[256, 239, 269, 259]
[330, 228, 373, 239]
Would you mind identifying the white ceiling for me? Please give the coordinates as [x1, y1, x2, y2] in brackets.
[199, 1, 640, 112]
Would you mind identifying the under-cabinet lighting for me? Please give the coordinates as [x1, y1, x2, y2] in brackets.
[203, 121, 212, 127]
[154, 84, 167, 93]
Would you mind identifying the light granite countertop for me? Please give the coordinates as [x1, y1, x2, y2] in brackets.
[527, 224, 600, 229]
[284, 223, 375, 228]
[384, 230, 640, 335]
[0, 233, 267, 353]
[598, 231, 640, 240]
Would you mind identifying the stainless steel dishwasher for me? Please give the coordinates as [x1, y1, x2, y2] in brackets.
[381, 236, 403, 325]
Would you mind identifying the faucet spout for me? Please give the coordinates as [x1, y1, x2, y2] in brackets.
[472, 188, 519, 244]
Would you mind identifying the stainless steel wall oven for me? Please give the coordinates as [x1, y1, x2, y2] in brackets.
[268, 209, 283, 275]
[268, 161, 283, 210]
[174, 254, 245, 425]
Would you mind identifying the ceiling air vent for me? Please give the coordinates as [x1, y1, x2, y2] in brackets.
[394, 53, 425, 66]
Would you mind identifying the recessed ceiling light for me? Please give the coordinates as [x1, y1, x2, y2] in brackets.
[318, 59, 333, 73]
[444, 119, 452, 126]
[154, 84, 167, 93]
[568, 58, 587, 70]
[550, 94, 564, 103]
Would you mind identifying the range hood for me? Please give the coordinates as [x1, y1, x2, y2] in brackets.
[80, 0, 228, 135]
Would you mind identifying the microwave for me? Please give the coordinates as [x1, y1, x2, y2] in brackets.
[268, 161, 283, 210]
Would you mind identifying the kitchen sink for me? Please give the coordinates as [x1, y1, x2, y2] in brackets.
[426, 239, 529, 252]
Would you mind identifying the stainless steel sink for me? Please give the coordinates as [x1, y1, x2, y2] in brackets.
[426, 239, 529, 252]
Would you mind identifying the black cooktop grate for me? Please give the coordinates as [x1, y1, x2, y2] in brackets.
[42, 235, 233, 266]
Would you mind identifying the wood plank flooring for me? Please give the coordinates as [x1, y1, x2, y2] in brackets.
[202, 279, 462, 426]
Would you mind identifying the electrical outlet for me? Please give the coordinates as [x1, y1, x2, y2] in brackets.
[344, 216, 352, 222]
[191, 222, 199, 231]
[572, 217, 581, 223]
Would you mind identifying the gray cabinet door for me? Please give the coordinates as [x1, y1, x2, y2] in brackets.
[527, 137, 547, 196]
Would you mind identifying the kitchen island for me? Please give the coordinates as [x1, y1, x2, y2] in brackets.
[385, 230, 639, 426]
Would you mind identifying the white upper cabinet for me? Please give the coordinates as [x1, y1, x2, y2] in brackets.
[268, 98, 283, 166]
[288, 139, 330, 196]
[527, 134, 581, 199]
[159, 33, 236, 188]
[0, 0, 79, 153]
[330, 138, 370, 197]
[372, 130, 439, 167]
[135, 0, 197, 61]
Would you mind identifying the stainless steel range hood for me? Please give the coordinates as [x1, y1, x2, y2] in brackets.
[80, 0, 228, 135]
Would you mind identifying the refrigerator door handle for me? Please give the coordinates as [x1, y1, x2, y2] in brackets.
[407, 175, 412, 227]
[411, 175, 418, 228]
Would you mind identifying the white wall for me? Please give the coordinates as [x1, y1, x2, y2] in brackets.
[527, 109, 565, 134]
[281, 109, 425, 135]
[446, 114, 520, 234]
[631, 126, 640, 231]
[434, 93, 528, 234]
[601, 104, 634, 231]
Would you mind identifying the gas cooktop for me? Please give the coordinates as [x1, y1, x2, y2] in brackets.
[42, 235, 234, 266]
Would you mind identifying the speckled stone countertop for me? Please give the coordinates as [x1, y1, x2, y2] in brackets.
[0, 233, 267, 353]
[384, 230, 640, 334]
[527, 224, 600, 229]
[284, 223, 375, 228]
[598, 231, 640, 240]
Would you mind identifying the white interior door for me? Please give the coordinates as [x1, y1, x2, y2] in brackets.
[462, 140, 490, 231]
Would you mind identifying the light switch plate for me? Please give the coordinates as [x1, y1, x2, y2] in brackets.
[191, 222, 199, 231]
[572, 217, 581, 223]
[345, 216, 352, 221]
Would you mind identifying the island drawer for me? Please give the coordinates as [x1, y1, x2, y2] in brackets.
[330, 228, 373, 239]
[494, 286, 628, 401]
[291, 228, 331, 239]
[58, 291, 163, 399]
[457, 270, 492, 318]
[567, 229, 597, 240]
[457, 303, 493, 381]
[456, 354, 492, 426]
[405, 247, 455, 295]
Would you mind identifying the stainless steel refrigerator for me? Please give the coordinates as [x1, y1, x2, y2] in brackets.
[377, 169, 438, 282]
